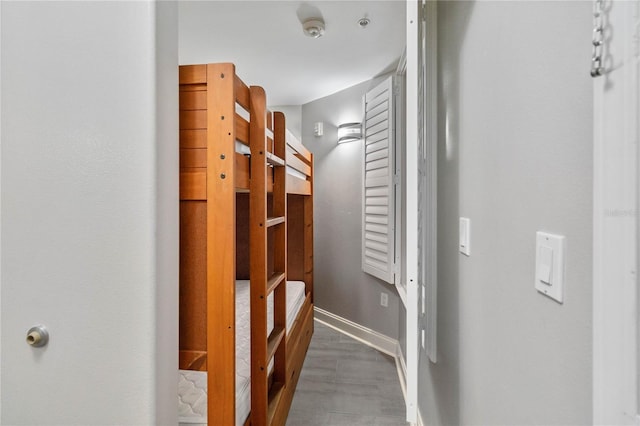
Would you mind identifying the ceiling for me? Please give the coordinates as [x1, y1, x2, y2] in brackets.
[178, 1, 406, 106]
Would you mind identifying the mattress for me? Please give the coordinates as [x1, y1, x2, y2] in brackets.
[178, 280, 307, 426]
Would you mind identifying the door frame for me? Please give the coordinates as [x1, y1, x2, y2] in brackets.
[0, 0, 3, 418]
[405, 0, 438, 424]
[592, 0, 640, 423]
[405, 1, 419, 422]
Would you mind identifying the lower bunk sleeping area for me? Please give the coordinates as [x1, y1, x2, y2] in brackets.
[178, 280, 308, 426]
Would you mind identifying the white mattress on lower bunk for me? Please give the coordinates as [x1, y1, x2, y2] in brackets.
[178, 280, 306, 426]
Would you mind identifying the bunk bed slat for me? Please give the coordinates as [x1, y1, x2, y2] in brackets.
[235, 75, 250, 111]
[180, 110, 207, 130]
[285, 152, 311, 177]
[235, 152, 250, 190]
[267, 382, 285, 425]
[266, 152, 285, 167]
[180, 90, 207, 110]
[266, 216, 285, 227]
[180, 171, 206, 200]
[285, 130, 312, 164]
[180, 129, 207, 149]
[179, 350, 207, 371]
[180, 148, 207, 169]
[266, 272, 286, 296]
[286, 174, 311, 195]
[180, 83, 207, 92]
[235, 114, 249, 145]
[179, 64, 207, 84]
[266, 326, 285, 362]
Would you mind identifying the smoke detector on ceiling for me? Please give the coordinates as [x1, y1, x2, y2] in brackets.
[303, 18, 325, 38]
[358, 17, 370, 28]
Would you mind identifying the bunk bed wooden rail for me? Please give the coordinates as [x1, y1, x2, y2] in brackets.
[285, 130, 312, 196]
[179, 63, 314, 426]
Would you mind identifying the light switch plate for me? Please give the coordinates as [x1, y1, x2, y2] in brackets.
[535, 231, 565, 303]
[459, 217, 471, 256]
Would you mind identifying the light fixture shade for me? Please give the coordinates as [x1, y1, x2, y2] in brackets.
[338, 122, 362, 143]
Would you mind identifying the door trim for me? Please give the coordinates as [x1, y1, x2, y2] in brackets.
[593, 0, 640, 423]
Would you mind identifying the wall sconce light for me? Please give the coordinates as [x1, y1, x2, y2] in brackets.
[338, 122, 362, 143]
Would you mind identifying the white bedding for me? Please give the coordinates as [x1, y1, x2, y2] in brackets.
[178, 280, 306, 426]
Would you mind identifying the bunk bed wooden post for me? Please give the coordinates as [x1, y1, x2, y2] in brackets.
[249, 87, 287, 426]
[305, 155, 314, 302]
[272, 111, 288, 384]
[206, 63, 238, 426]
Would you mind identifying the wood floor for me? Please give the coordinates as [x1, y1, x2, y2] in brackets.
[286, 320, 407, 426]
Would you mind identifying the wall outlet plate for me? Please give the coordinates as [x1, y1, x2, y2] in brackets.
[380, 292, 388, 307]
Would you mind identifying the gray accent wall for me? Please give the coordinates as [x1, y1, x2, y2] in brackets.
[418, 1, 593, 424]
[302, 79, 401, 340]
[270, 105, 302, 141]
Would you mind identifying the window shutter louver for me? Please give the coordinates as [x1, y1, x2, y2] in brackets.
[362, 76, 396, 284]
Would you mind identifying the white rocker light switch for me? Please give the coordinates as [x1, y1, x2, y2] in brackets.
[535, 232, 565, 303]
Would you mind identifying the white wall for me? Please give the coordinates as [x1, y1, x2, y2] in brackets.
[418, 1, 593, 424]
[0, 2, 178, 424]
[302, 79, 401, 339]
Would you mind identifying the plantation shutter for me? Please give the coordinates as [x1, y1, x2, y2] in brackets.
[362, 76, 396, 284]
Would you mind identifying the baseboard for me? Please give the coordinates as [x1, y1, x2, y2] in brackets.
[313, 307, 397, 358]
[417, 407, 425, 426]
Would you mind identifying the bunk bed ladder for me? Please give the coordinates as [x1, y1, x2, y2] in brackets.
[250, 87, 288, 426]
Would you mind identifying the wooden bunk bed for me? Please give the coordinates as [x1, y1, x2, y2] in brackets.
[178, 63, 314, 426]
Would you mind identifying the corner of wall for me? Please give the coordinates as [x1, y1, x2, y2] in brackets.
[0, 0, 3, 419]
[153, 1, 179, 424]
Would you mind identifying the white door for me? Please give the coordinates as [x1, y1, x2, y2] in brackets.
[593, 0, 640, 423]
[0, 2, 178, 424]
